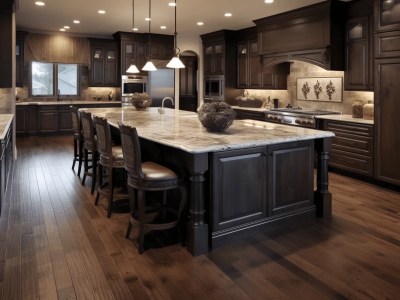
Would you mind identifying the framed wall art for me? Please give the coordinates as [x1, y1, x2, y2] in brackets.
[296, 77, 343, 102]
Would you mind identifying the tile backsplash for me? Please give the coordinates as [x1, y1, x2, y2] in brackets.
[245, 61, 374, 114]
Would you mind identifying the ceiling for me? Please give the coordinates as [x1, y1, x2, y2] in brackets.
[15, 0, 337, 38]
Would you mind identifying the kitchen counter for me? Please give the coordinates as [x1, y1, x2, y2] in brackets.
[316, 114, 374, 125]
[0, 114, 14, 139]
[16, 100, 121, 106]
[83, 107, 334, 153]
[82, 106, 334, 256]
[231, 106, 270, 112]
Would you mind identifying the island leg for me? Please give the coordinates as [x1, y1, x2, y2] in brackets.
[186, 170, 209, 256]
[314, 137, 333, 218]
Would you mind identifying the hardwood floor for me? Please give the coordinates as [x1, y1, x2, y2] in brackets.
[0, 135, 399, 299]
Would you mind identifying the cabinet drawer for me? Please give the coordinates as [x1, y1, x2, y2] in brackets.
[332, 134, 373, 157]
[330, 149, 373, 177]
[325, 121, 373, 137]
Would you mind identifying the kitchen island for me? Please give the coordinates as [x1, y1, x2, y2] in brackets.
[82, 107, 334, 256]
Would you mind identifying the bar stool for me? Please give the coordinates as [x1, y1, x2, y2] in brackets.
[94, 116, 128, 218]
[81, 111, 98, 194]
[119, 123, 186, 254]
[70, 106, 83, 177]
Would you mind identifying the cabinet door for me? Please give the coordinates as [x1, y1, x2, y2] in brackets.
[135, 42, 147, 72]
[267, 141, 314, 216]
[16, 106, 27, 134]
[38, 107, 57, 133]
[204, 45, 213, 75]
[375, 0, 400, 32]
[58, 108, 73, 132]
[345, 17, 370, 90]
[16, 39, 24, 87]
[237, 42, 248, 88]
[91, 48, 104, 86]
[374, 58, 400, 185]
[211, 147, 267, 232]
[105, 49, 118, 86]
[213, 43, 224, 75]
[261, 68, 275, 89]
[248, 40, 261, 88]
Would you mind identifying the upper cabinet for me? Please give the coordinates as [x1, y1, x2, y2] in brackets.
[345, 0, 374, 91]
[89, 39, 119, 87]
[375, 0, 400, 32]
[16, 31, 27, 88]
[114, 32, 174, 76]
[254, 0, 346, 71]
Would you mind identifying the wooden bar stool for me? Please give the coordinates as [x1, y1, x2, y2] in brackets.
[119, 123, 186, 254]
[70, 106, 83, 177]
[94, 116, 128, 218]
[81, 111, 98, 194]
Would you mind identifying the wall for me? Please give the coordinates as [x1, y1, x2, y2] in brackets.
[246, 61, 374, 114]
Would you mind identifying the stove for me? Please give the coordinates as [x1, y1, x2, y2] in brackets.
[265, 108, 341, 128]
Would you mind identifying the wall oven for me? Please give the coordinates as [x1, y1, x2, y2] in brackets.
[204, 75, 224, 101]
[121, 75, 147, 96]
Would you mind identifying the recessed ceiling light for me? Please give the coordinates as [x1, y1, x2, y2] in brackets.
[160, 25, 167, 30]
[224, 13, 232, 17]
[59, 28, 66, 32]
[63, 25, 70, 29]
[35, 1, 45, 6]
[264, 0, 274, 3]
[197, 22, 204, 26]
[132, 27, 139, 31]
[168, 2, 176, 6]
[145, 17, 151, 21]
[73, 20, 80, 24]
[98, 10, 106, 14]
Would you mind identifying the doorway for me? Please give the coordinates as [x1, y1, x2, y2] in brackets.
[179, 51, 198, 112]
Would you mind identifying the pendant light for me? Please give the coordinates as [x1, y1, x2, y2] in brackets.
[142, 0, 157, 71]
[167, 0, 185, 69]
[126, 0, 140, 73]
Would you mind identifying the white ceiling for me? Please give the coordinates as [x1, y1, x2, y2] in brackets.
[15, 0, 335, 38]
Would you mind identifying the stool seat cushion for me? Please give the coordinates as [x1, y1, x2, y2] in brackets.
[142, 162, 178, 181]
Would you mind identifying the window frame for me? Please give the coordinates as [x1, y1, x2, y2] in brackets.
[29, 61, 80, 98]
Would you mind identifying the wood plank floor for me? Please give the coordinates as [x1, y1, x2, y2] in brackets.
[0, 135, 399, 299]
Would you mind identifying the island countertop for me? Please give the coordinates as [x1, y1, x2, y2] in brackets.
[82, 107, 334, 153]
[16, 100, 121, 106]
[0, 114, 14, 140]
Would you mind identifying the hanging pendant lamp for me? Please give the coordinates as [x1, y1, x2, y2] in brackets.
[126, 0, 140, 73]
[167, 0, 185, 69]
[142, 0, 157, 71]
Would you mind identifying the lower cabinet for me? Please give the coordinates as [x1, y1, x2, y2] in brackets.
[210, 140, 314, 240]
[0, 121, 13, 216]
[320, 120, 374, 177]
[233, 109, 266, 121]
[38, 106, 58, 133]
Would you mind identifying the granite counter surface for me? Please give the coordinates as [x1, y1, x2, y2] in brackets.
[82, 107, 334, 154]
[16, 100, 121, 106]
[316, 114, 374, 125]
[231, 106, 270, 112]
[0, 114, 14, 140]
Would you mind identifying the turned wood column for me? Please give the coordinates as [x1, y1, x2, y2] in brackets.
[314, 137, 333, 218]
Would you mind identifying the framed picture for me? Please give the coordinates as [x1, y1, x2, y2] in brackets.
[296, 77, 343, 102]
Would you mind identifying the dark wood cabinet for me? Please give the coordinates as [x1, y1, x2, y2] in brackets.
[16, 31, 26, 87]
[345, 0, 374, 91]
[237, 37, 262, 89]
[233, 109, 265, 121]
[374, 0, 400, 32]
[0, 120, 13, 217]
[38, 105, 58, 133]
[89, 39, 119, 87]
[179, 56, 198, 112]
[58, 107, 73, 132]
[320, 120, 374, 177]
[373, 0, 400, 186]
[267, 141, 314, 216]
[203, 42, 224, 75]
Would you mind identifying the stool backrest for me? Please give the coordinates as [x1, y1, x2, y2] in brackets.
[81, 111, 96, 151]
[70, 106, 81, 136]
[119, 123, 144, 181]
[93, 116, 113, 161]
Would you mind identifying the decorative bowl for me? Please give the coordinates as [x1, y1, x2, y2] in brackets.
[198, 102, 235, 132]
[129, 92, 152, 111]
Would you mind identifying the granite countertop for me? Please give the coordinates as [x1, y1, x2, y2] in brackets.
[16, 100, 121, 106]
[316, 114, 374, 125]
[231, 106, 270, 112]
[0, 114, 14, 140]
[81, 107, 334, 154]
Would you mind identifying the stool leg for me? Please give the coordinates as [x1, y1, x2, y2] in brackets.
[126, 185, 135, 238]
[91, 151, 97, 195]
[81, 148, 88, 185]
[77, 140, 83, 177]
[72, 139, 78, 170]
[95, 164, 102, 205]
[138, 190, 145, 254]
[107, 167, 114, 218]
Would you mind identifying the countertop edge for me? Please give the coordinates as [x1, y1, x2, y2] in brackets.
[315, 114, 374, 125]
[16, 100, 122, 106]
[0, 114, 14, 140]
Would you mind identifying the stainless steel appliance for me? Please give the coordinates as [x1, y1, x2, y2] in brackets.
[121, 75, 147, 96]
[265, 108, 341, 129]
[204, 75, 224, 101]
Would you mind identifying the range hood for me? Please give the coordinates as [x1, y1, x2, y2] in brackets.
[253, 0, 346, 71]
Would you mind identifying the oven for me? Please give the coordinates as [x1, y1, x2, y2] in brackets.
[121, 75, 147, 96]
[265, 108, 341, 129]
[204, 75, 224, 100]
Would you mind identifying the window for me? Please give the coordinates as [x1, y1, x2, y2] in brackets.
[31, 62, 79, 97]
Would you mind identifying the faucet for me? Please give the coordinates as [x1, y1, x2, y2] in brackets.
[158, 97, 174, 114]
[57, 89, 61, 101]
